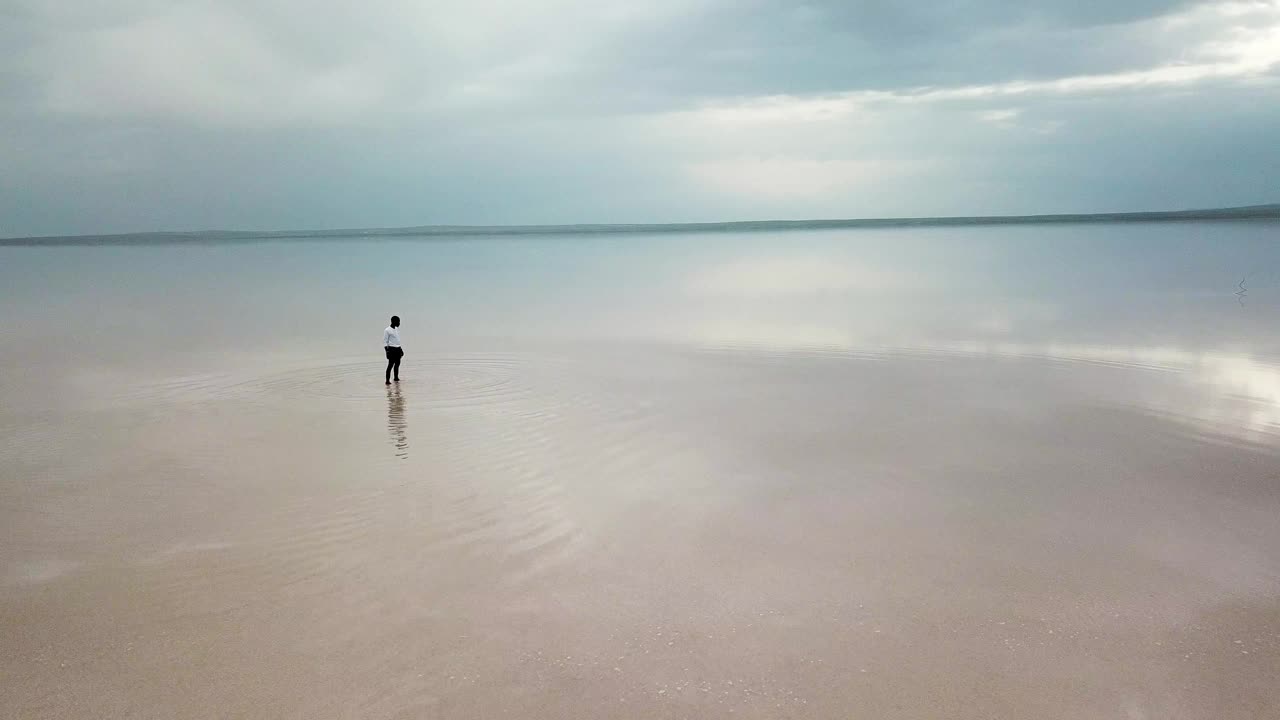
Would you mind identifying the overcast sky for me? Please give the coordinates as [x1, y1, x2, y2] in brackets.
[2, 0, 1278, 236]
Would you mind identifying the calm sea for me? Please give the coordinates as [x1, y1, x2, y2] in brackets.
[3, 220, 1280, 719]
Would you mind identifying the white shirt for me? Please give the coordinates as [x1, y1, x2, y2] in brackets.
[383, 326, 401, 348]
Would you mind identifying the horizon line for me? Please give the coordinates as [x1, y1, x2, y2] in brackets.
[4, 202, 1278, 244]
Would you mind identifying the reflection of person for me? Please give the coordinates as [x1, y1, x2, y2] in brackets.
[387, 385, 408, 459]
[383, 315, 403, 385]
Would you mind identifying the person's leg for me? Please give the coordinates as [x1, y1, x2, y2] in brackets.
[386, 354, 394, 384]
[393, 351, 401, 382]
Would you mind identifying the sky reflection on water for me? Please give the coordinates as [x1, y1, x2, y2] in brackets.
[2, 220, 1279, 442]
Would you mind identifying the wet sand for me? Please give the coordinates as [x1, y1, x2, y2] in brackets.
[3, 340, 1279, 719]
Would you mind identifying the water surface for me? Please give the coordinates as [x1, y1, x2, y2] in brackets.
[3, 221, 1279, 719]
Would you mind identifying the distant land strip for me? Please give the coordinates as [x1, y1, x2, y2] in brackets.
[4, 203, 1278, 245]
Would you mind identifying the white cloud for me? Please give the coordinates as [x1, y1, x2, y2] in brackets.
[637, 1, 1279, 210]
[32, 3, 389, 127]
[679, 1, 1280, 126]
[21, 0, 715, 127]
[977, 108, 1022, 127]
[976, 107, 1067, 134]
[33, 1, 1276, 129]
[684, 157, 904, 200]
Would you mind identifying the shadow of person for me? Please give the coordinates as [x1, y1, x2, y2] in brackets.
[387, 384, 408, 459]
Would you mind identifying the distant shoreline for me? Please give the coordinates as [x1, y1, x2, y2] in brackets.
[4, 203, 1278, 245]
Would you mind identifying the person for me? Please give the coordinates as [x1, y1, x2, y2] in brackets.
[383, 315, 403, 385]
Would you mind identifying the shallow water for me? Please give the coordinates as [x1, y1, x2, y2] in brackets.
[3, 221, 1280, 719]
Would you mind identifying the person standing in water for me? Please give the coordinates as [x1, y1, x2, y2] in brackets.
[383, 315, 403, 385]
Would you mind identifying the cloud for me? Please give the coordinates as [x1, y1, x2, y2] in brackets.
[18, 0, 1272, 127]
[36, 6, 386, 127]
[685, 157, 915, 200]
[16, 0, 717, 126]
[630, 1, 1280, 217]
[978, 108, 1022, 126]
[675, 1, 1280, 127]
[1, 0, 1278, 235]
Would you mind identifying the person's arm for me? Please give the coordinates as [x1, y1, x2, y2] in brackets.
[383, 328, 392, 348]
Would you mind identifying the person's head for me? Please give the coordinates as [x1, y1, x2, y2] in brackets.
[390, 315, 400, 328]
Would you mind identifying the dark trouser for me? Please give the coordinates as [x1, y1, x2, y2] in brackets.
[385, 346, 403, 382]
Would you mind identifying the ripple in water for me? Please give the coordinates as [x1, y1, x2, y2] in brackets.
[119, 351, 598, 600]
[119, 353, 535, 413]
[386, 385, 408, 459]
